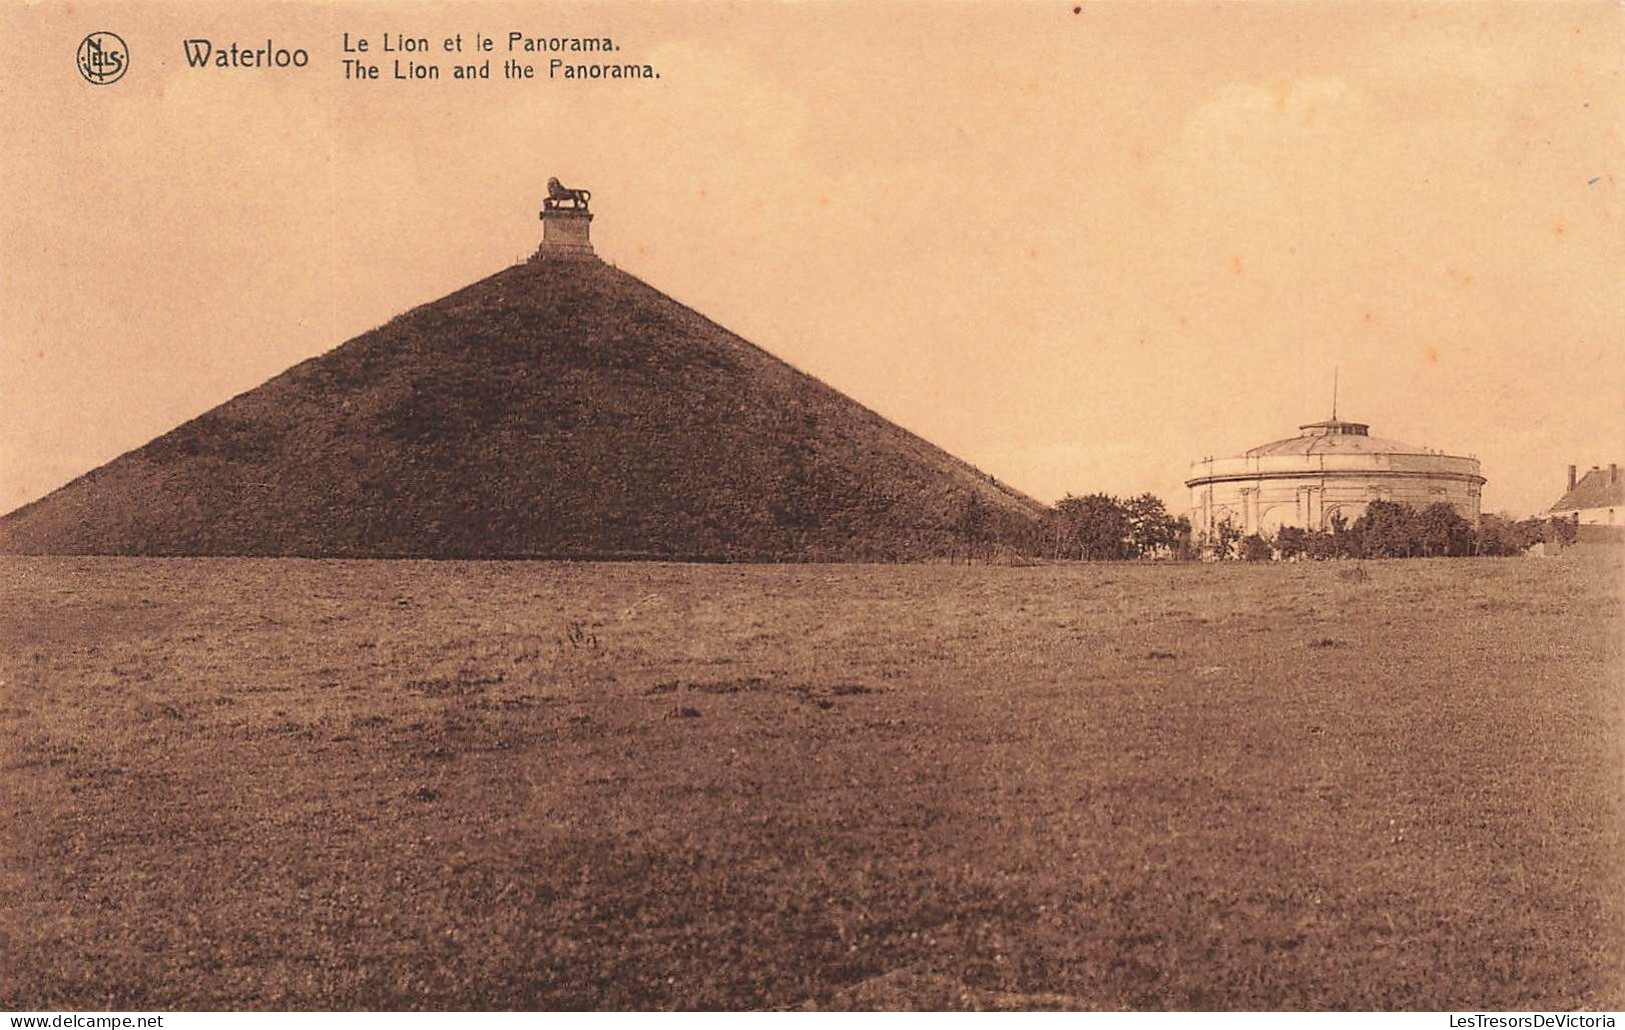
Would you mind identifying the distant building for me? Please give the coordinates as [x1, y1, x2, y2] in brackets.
[1186, 415, 1484, 540]
[1549, 464, 1622, 526]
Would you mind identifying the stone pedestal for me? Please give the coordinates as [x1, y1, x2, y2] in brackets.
[536, 208, 594, 259]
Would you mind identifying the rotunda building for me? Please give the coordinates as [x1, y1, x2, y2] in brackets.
[1186, 416, 1484, 539]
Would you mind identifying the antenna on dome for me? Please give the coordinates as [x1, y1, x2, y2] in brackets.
[1332, 367, 1339, 420]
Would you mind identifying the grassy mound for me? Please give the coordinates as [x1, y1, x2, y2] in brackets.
[0, 258, 1041, 559]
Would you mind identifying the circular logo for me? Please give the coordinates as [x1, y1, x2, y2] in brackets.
[77, 31, 128, 85]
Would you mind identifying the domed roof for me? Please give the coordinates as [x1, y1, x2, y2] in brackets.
[1242, 418, 1432, 458]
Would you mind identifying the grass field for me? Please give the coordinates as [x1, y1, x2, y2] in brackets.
[2, 556, 1620, 1010]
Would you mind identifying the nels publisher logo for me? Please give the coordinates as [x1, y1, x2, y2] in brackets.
[77, 31, 129, 85]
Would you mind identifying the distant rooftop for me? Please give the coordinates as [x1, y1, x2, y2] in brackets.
[1297, 418, 1370, 436]
[1242, 415, 1441, 458]
[1551, 465, 1624, 512]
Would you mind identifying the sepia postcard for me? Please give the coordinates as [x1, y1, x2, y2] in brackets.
[2, 0, 1621, 1015]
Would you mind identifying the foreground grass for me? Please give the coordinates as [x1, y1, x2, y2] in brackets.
[1, 556, 1620, 1010]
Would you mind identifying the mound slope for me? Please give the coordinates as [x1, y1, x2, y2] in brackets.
[1, 258, 1042, 560]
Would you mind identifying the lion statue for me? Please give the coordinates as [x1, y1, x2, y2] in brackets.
[544, 177, 591, 211]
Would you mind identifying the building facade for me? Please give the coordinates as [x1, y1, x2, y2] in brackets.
[1186, 417, 1484, 539]
[1549, 464, 1622, 526]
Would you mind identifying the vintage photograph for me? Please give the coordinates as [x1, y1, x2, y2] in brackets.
[2, 0, 1621, 1013]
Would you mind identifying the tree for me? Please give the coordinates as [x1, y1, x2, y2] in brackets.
[1354, 500, 1419, 558]
[1276, 525, 1309, 560]
[1212, 516, 1241, 561]
[1074, 493, 1131, 560]
[1329, 511, 1360, 558]
[1304, 528, 1337, 560]
[1416, 502, 1472, 557]
[1124, 493, 1176, 558]
[1049, 494, 1083, 560]
[1047, 492, 1189, 561]
[1474, 513, 1523, 556]
[1240, 533, 1273, 562]
[1548, 514, 1578, 547]
[1170, 515, 1197, 561]
[1049, 493, 1134, 560]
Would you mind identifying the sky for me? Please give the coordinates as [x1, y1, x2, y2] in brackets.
[2, 0, 1620, 518]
